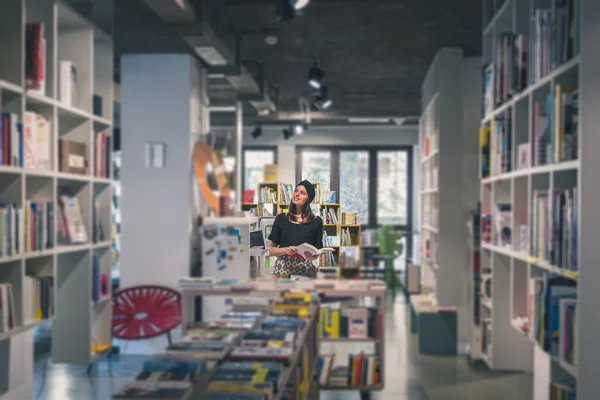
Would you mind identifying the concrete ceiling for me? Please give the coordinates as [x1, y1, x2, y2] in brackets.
[113, 0, 481, 119]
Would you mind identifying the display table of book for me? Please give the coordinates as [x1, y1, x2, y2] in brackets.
[112, 277, 387, 399]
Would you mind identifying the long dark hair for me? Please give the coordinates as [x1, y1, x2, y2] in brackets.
[287, 199, 316, 223]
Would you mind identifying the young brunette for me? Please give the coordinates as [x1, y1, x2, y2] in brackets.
[268, 180, 323, 278]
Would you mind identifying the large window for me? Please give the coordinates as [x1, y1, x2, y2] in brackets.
[340, 151, 369, 225]
[300, 151, 331, 191]
[243, 148, 276, 195]
[377, 151, 408, 226]
[297, 146, 412, 229]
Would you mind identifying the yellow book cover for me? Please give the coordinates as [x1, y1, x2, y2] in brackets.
[331, 310, 340, 338]
[263, 164, 278, 182]
[489, 120, 495, 176]
[555, 84, 562, 163]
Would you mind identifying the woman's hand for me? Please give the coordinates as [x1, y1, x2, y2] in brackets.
[285, 246, 298, 255]
[304, 251, 319, 262]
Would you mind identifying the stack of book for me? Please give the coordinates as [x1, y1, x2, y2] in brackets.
[114, 354, 210, 399]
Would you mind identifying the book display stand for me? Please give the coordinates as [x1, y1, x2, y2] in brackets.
[112, 277, 386, 399]
[0, 0, 114, 397]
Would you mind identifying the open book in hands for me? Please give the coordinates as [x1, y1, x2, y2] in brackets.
[296, 243, 335, 260]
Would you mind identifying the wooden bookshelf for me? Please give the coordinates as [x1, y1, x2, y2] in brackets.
[0, 0, 114, 396]
[419, 48, 481, 354]
[478, 1, 589, 398]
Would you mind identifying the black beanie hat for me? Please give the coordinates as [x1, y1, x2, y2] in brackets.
[297, 180, 316, 203]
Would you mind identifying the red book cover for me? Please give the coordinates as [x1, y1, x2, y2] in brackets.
[242, 189, 255, 204]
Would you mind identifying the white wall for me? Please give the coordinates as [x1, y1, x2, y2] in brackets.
[119, 54, 207, 355]
[243, 125, 419, 181]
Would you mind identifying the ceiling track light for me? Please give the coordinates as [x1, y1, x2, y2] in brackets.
[313, 85, 332, 110]
[294, 0, 311, 10]
[308, 56, 324, 89]
[282, 127, 293, 140]
[250, 124, 262, 139]
[277, 0, 311, 20]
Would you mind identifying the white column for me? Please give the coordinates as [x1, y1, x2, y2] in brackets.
[119, 53, 207, 354]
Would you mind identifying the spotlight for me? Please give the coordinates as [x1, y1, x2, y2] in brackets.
[294, 0, 311, 10]
[308, 59, 324, 89]
[277, 0, 311, 20]
[314, 85, 332, 110]
[282, 127, 293, 140]
[294, 123, 304, 135]
[250, 125, 262, 139]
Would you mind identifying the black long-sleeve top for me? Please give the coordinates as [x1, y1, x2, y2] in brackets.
[268, 214, 323, 249]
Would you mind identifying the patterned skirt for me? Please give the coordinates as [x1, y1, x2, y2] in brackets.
[273, 256, 316, 278]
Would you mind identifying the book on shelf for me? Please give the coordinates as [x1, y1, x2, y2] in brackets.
[261, 316, 305, 333]
[25, 22, 46, 96]
[550, 382, 576, 399]
[279, 182, 293, 204]
[0, 113, 22, 167]
[59, 139, 87, 175]
[91, 255, 108, 302]
[491, 33, 528, 107]
[530, 187, 578, 270]
[322, 191, 336, 204]
[339, 246, 360, 268]
[239, 329, 296, 348]
[0, 283, 15, 333]
[59, 60, 78, 107]
[296, 243, 334, 259]
[242, 189, 255, 204]
[57, 195, 87, 244]
[94, 130, 111, 178]
[529, 273, 577, 367]
[142, 353, 211, 380]
[179, 328, 241, 345]
[323, 353, 381, 387]
[263, 164, 278, 183]
[532, 86, 579, 167]
[23, 275, 53, 322]
[23, 201, 54, 253]
[532, 2, 580, 82]
[113, 368, 196, 399]
[92, 200, 105, 243]
[208, 360, 283, 392]
[341, 212, 357, 225]
[165, 341, 231, 361]
[23, 111, 51, 170]
[229, 345, 293, 364]
[205, 381, 273, 399]
[320, 306, 382, 340]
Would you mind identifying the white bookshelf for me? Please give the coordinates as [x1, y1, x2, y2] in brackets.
[0, 0, 113, 396]
[419, 48, 481, 354]
[479, 0, 590, 397]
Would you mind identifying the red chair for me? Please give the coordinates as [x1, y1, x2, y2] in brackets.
[112, 285, 182, 345]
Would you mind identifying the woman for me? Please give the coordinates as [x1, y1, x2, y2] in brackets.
[268, 180, 323, 278]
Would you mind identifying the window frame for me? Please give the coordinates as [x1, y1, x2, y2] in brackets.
[296, 145, 414, 260]
[241, 146, 278, 193]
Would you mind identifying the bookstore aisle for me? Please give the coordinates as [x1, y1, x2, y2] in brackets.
[32, 292, 532, 400]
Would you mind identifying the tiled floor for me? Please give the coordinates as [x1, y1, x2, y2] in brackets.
[33, 293, 533, 399]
